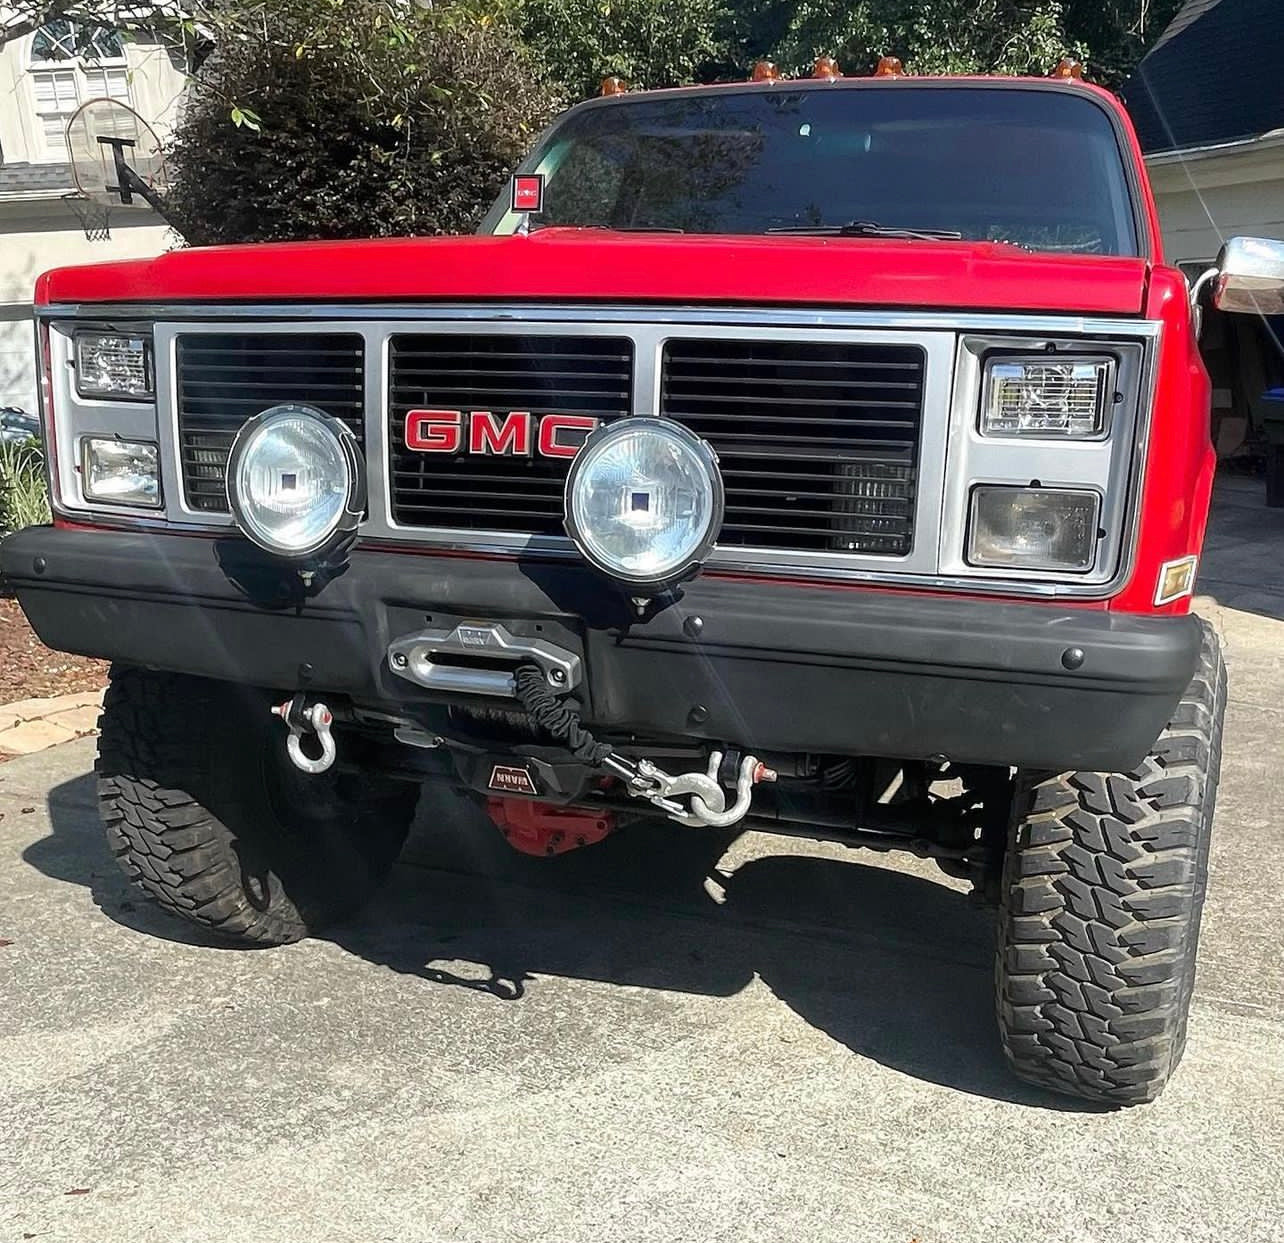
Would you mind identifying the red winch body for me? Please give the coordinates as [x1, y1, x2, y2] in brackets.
[486, 798, 615, 856]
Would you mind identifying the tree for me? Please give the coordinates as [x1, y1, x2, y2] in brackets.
[725, 0, 1082, 79]
[505, 0, 730, 99]
[2, 1, 185, 50]
[162, 0, 562, 243]
[1061, 0, 1186, 88]
[2, 0, 1194, 91]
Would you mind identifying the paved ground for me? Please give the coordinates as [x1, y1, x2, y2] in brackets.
[0, 690, 103, 757]
[2, 475, 1283, 1243]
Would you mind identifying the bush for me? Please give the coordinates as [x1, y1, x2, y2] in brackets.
[164, 1, 564, 244]
[0, 439, 50, 535]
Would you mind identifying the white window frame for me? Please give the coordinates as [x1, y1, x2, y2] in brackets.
[27, 21, 133, 163]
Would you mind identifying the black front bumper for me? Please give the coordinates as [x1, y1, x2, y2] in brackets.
[2, 526, 1201, 772]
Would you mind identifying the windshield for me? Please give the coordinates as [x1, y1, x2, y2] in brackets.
[483, 85, 1140, 256]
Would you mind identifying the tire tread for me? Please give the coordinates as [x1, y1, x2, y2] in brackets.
[996, 619, 1226, 1105]
[97, 667, 414, 946]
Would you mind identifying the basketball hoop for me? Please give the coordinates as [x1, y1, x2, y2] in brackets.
[65, 98, 171, 219]
[62, 192, 113, 241]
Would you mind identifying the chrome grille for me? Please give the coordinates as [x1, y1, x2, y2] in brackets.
[661, 339, 924, 555]
[175, 333, 365, 512]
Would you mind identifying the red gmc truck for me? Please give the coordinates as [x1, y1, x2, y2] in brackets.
[7, 67, 1279, 1105]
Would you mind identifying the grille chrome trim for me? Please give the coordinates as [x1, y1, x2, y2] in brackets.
[98, 308, 1158, 596]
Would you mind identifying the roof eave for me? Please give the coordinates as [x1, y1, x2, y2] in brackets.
[1145, 128, 1284, 165]
[0, 189, 76, 204]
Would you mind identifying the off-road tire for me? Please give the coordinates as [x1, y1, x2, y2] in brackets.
[97, 666, 418, 946]
[996, 618, 1226, 1105]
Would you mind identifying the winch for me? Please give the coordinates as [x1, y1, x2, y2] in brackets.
[269, 646, 776, 829]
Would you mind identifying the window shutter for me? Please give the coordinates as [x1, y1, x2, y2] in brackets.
[32, 68, 80, 156]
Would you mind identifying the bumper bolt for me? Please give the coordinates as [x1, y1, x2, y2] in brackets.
[391, 652, 408, 669]
[550, 668, 566, 684]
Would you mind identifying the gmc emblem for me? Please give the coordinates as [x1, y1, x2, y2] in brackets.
[405, 410, 599, 458]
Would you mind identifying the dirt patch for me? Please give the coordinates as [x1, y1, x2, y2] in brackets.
[0, 597, 107, 702]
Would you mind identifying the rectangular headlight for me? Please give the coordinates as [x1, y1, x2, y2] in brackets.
[75, 332, 153, 400]
[981, 356, 1113, 438]
[81, 437, 161, 507]
[967, 486, 1099, 572]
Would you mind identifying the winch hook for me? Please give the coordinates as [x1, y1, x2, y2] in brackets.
[510, 662, 776, 828]
[602, 749, 776, 827]
[271, 694, 337, 774]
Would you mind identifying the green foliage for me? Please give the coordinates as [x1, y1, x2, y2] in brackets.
[0, 440, 51, 535]
[3, 0, 1186, 94]
[505, 0, 729, 98]
[163, 0, 563, 244]
[499, 0, 1147, 99]
[736, 0, 1082, 79]
[1060, 0, 1186, 89]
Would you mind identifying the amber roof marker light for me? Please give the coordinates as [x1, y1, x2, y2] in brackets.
[812, 55, 841, 80]
[1051, 57, 1085, 80]
[750, 59, 780, 82]
[600, 75, 628, 96]
[874, 55, 904, 77]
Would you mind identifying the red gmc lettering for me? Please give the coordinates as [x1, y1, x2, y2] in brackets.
[469, 410, 532, 456]
[538, 414, 599, 459]
[405, 409, 462, 452]
[404, 410, 598, 457]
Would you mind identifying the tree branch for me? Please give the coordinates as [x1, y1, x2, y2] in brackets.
[0, 1, 199, 51]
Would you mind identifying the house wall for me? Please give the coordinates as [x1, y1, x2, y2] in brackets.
[0, 31, 187, 164]
[1145, 135, 1284, 452]
[1147, 136, 1284, 267]
[0, 201, 172, 411]
[0, 22, 186, 411]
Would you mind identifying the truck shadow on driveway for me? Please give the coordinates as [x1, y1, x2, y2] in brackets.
[28, 774, 1095, 1112]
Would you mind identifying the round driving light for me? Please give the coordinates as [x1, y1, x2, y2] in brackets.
[226, 404, 365, 558]
[564, 418, 724, 587]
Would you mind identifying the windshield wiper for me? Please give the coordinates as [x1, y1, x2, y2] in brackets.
[767, 220, 963, 240]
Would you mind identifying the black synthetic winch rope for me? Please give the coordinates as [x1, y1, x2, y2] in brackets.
[513, 665, 613, 766]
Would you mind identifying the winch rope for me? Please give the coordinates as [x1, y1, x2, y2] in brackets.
[513, 665, 613, 766]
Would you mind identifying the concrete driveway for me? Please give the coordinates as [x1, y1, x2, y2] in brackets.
[3, 474, 1283, 1243]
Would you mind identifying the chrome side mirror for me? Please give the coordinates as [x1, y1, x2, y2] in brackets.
[1211, 237, 1284, 315]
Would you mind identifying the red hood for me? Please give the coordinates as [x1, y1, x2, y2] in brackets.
[35, 230, 1150, 316]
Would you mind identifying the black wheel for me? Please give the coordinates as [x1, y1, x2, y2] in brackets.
[996, 619, 1226, 1105]
[1265, 444, 1284, 508]
[97, 666, 418, 946]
